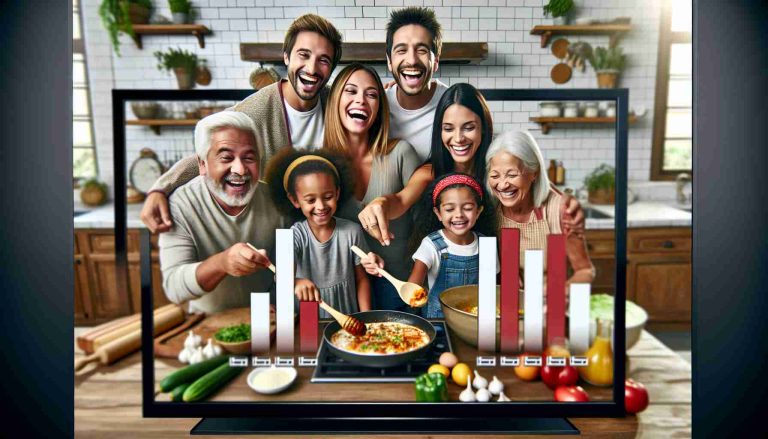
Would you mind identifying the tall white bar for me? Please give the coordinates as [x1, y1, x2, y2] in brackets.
[523, 250, 544, 352]
[275, 229, 294, 353]
[568, 283, 592, 355]
[477, 237, 497, 352]
[250, 292, 271, 354]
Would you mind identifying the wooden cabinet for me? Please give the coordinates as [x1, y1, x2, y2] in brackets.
[74, 229, 168, 325]
[584, 227, 692, 325]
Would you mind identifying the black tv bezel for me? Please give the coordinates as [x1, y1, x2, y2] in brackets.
[112, 88, 628, 419]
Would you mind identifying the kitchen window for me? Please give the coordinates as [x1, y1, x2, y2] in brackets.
[651, 0, 692, 181]
[73, 0, 98, 180]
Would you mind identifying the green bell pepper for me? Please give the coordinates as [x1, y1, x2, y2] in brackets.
[414, 372, 448, 402]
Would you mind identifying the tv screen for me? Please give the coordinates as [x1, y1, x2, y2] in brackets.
[114, 88, 629, 432]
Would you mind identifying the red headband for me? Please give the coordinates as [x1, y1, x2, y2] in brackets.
[432, 174, 484, 206]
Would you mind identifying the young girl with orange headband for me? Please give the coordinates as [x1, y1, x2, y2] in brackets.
[265, 148, 382, 317]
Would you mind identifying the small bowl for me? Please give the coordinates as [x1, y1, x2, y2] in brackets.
[214, 339, 251, 355]
[589, 305, 649, 352]
[247, 366, 297, 395]
[130, 102, 159, 120]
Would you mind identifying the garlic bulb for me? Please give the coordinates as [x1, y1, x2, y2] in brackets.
[177, 346, 192, 364]
[184, 330, 201, 349]
[497, 391, 511, 402]
[472, 369, 488, 390]
[189, 346, 204, 364]
[488, 376, 504, 395]
[202, 339, 218, 359]
[475, 387, 491, 402]
[459, 380, 476, 402]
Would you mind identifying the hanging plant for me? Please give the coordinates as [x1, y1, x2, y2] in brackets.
[543, 0, 574, 18]
[99, 0, 153, 56]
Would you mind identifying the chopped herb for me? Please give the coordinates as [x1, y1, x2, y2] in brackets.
[214, 323, 251, 343]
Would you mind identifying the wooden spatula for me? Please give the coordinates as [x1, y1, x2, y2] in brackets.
[246, 243, 276, 273]
[318, 301, 366, 336]
[350, 245, 427, 308]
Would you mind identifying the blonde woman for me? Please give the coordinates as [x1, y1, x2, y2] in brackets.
[324, 63, 431, 311]
[485, 130, 594, 288]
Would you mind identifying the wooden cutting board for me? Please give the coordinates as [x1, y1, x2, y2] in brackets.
[153, 306, 276, 359]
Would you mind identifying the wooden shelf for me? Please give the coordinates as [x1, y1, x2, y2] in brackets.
[530, 115, 637, 134]
[131, 24, 211, 49]
[530, 24, 632, 48]
[241, 42, 488, 65]
[126, 119, 199, 135]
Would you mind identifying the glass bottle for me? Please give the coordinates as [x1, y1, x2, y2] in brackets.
[579, 319, 614, 386]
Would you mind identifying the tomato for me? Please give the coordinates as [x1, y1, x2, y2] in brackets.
[624, 379, 650, 414]
[554, 385, 590, 402]
[541, 365, 579, 390]
[513, 354, 540, 381]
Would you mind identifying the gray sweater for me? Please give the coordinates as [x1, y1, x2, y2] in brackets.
[159, 176, 287, 314]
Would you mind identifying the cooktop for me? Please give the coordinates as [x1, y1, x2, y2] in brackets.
[310, 321, 453, 383]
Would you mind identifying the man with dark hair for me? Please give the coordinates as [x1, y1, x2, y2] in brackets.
[385, 6, 449, 162]
[141, 14, 342, 233]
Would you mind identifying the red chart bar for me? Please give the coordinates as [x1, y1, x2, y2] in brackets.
[299, 301, 319, 354]
[546, 234, 567, 346]
[500, 228, 520, 354]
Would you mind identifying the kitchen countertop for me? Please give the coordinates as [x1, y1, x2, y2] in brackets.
[74, 327, 691, 437]
[74, 201, 691, 230]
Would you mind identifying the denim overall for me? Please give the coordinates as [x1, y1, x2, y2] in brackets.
[424, 231, 481, 319]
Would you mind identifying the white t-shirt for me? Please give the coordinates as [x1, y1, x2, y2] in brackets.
[284, 98, 325, 150]
[386, 80, 448, 163]
[412, 230, 499, 290]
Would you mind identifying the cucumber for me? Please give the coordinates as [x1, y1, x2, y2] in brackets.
[171, 383, 190, 402]
[182, 362, 243, 402]
[160, 355, 229, 392]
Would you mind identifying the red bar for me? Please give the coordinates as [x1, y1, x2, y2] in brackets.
[299, 301, 319, 354]
[500, 228, 520, 354]
[546, 234, 567, 346]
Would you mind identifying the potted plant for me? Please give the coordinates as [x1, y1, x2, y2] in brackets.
[99, 0, 153, 55]
[80, 178, 109, 207]
[168, 0, 192, 24]
[543, 0, 575, 25]
[154, 47, 201, 89]
[588, 46, 627, 89]
[584, 164, 615, 205]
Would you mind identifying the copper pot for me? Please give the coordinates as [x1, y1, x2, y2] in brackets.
[596, 70, 619, 89]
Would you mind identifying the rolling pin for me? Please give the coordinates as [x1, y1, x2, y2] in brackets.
[90, 305, 185, 351]
[74, 306, 188, 372]
[77, 304, 182, 353]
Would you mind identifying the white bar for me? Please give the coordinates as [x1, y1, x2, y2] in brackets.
[477, 237, 498, 352]
[275, 229, 294, 353]
[523, 250, 544, 352]
[569, 283, 591, 354]
[250, 292, 271, 354]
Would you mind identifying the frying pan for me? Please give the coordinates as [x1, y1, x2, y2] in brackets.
[322, 310, 436, 368]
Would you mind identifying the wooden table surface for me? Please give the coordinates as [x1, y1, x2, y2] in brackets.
[75, 328, 691, 438]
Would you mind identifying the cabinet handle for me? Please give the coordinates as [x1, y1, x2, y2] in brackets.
[662, 241, 674, 249]
[587, 243, 593, 251]
[75, 259, 82, 265]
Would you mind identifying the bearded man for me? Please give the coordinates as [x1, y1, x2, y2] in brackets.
[159, 111, 286, 314]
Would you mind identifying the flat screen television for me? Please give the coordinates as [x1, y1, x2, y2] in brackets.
[113, 88, 629, 434]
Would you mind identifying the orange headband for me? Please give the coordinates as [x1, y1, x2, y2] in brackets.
[283, 155, 339, 192]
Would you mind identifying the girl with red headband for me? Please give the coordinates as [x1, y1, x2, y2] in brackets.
[406, 172, 497, 318]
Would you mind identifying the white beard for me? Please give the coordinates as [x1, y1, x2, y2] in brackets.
[204, 174, 257, 208]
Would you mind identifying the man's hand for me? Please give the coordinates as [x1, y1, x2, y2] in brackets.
[140, 191, 173, 233]
[359, 197, 394, 246]
[294, 278, 320, 302]
[360, 251, 385, 276]
[220, 243, 272, 277]
[561, 195, 585, 238]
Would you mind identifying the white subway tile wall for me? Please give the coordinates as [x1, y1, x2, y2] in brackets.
[82, 0, 662, 193]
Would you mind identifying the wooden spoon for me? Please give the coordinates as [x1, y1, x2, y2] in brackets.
[350, 245, 427, 308]
[319, 301, 366, 336]
[246, 243, 276, 273]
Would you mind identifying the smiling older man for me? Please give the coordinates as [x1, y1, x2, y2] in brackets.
[159, 111, 286, 314]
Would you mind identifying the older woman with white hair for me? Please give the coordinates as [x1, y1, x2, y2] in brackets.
[485, 130, 594, 286]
